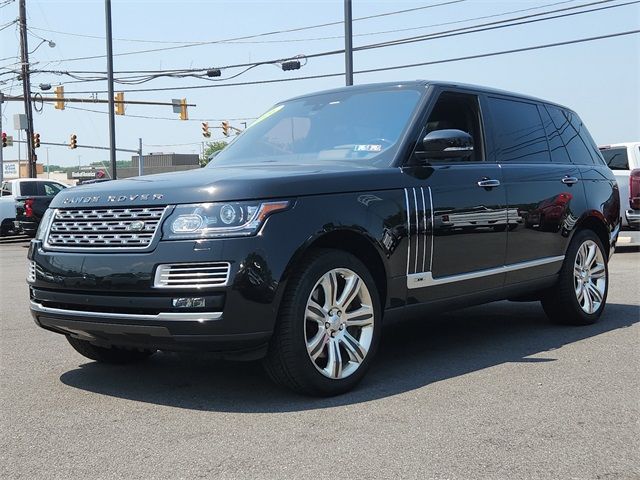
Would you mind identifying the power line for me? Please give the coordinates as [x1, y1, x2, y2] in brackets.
[356, 0, 636, 51]
[31, 0, 468, 64]
[35, 0, 629, 80]
[199, 0, 584, 44]
[49, 102, 256, 123]
[356, 29, 640, 75]
[30, 0, 470, 45]
[55, 0, 638, 93]
[59, 29, 640, 95]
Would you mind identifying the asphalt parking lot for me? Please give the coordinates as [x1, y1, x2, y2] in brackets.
[1, 238, 638, 480]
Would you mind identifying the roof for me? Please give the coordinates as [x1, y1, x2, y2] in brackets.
[283, 80, 567, 109]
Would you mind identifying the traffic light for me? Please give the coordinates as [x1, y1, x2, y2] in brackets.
[33, 132, 41, 148]
[222, 121, 229, 137]
[115, 92, 125, 115]
[69, 134, 77, 149]
[54, 85, 65, 110]
[2, 132, 7, 148]
[179, 98, 188, 120]
[202, 122, 211, 138]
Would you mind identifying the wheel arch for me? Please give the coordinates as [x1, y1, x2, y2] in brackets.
[571, 212, 611, 259]
[279, 228, 389, 308]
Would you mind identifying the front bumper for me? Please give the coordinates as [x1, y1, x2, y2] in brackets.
[27, 210, 306, 356]
[30, 299, 270, 357]
[15, 219, 38, 234]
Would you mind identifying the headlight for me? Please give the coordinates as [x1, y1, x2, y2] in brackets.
[35, 208, 54, 241]
[162, 200, 291, 239]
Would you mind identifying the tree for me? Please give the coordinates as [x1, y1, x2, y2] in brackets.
[201, 141, 228, 166]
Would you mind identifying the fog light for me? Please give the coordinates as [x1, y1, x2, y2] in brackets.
[172, 297, 206, 308]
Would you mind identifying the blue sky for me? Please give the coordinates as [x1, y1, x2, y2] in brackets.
[1, 0, 639, 167]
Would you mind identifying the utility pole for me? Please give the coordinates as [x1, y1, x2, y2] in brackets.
[45, 147, 50, 178]
[18, 0, 36, 177]
[138, 138, 143, 176]
[344, 0, 354, 86]
[105, 0, 117, 179]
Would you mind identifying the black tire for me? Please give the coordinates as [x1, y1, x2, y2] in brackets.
[263, 248, 382, 396]
[541, 229, 609, 325]
[0, 219, 13, 237]
[66, 336, 156, 364]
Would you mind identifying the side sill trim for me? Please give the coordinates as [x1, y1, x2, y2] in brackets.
[30, 301, 223, 322]
[407, 255, 565, 289]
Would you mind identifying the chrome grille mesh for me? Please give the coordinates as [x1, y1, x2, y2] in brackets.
[46, 206, 166, 249]
[154, 262, 231, 288]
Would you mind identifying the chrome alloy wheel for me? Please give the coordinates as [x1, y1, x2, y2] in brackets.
[304, 268, 375, 380]
[573, 239, 606, 314]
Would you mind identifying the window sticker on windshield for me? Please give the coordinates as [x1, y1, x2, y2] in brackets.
[248, 104, 285, 129]
[354, 144, 382, 152]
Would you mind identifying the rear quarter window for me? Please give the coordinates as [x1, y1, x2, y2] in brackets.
[546, 105, 595, 165]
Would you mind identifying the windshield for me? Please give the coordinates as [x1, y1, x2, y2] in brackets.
[210, 87, 423, 168]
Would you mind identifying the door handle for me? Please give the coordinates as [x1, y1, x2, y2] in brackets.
[561, 176, 579, 185]
[477, 179, 501, 188]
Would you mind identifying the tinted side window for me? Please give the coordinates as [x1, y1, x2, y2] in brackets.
[41, 182, 65, 196]
[600, 148, 629, 170]
[19, 182, 38, 196]
[0, 182, 11, 196]
[538, 104, 570, 163]
[488, 97, 550, 163]
[576, 120, 606, 165]
[546, 106, 594, 165]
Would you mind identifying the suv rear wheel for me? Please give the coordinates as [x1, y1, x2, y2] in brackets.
[66, 336, 156, 364]
[541, 229, 608, 325]
[264, 249, 381, 396]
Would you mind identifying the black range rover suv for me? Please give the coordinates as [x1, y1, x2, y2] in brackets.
[28, 81, 620, 396]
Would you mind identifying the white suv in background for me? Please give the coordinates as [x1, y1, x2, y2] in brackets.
[599, 143, 640, 245]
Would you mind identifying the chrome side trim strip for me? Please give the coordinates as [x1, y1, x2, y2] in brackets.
[404, 188, 411, 275]
[406, 255, 565, 289]
[413, 187, 419, 274]
[420, 187, 427, 273]
[30, 301, 223, 322]
[428, 186, 434, 271]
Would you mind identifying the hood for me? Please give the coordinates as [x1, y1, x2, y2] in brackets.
[50, 163, 402, 208]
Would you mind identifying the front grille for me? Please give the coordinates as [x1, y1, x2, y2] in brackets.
[46, 206, 167, 249]
[154, 262, 231, 288]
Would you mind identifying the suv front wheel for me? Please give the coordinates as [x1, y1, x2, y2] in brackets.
[264, 249, 381, 396]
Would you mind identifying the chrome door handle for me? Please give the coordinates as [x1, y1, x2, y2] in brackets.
[477, 179, 501, 188]
[561, 176, 579, 185]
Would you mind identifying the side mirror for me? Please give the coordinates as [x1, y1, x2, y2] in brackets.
[421, 129, 474, 159]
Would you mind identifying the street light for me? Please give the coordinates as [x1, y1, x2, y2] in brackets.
[28, 39, 55, 55]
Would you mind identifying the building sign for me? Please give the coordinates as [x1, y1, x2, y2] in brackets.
[69, 171, 96, 179]
[2, 162, 19, 179]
